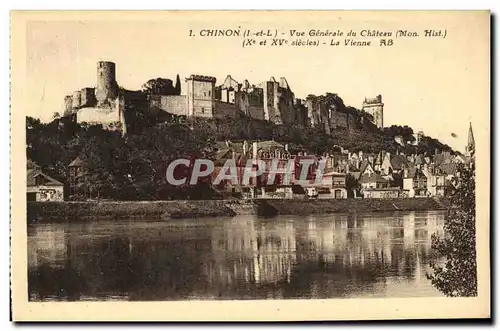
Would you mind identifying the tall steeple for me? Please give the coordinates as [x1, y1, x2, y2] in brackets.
[466, 122, 475, 156]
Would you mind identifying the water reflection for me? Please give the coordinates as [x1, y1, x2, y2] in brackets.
[28, 211, 445, 301]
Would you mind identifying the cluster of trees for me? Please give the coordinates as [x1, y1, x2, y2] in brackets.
[141, 76, 182, 96]
[27, 116, 216, 200]
[190, 113, 454, 157]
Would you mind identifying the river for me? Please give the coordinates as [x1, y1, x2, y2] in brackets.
[27, 210, 446, 301]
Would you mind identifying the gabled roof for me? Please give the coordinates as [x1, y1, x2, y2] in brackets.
[359, 173, 388, 184]
[406, 166, 427, 179]
[390, 155, 409, 170]
[359, 159, 373, 175]
[27, 169, 63, 187]
[256, 140, 284, 150]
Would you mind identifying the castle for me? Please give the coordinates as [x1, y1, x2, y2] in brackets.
[63, 61, 126, 132]
[61, 61, 384, 133]
[362, 95, 384, 128]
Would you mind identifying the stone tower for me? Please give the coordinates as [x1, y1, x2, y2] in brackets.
[95, 61, 118, 106]
[362, 94, 384, 128]
[466, 122, 475, 156]
[72, 90, 81, 109]
[185, 74, 216, 117]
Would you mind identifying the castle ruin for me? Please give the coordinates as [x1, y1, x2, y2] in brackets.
[61, 61, 384, 133]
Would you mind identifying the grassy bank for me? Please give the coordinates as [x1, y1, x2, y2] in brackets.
[27, 197, 448, 223]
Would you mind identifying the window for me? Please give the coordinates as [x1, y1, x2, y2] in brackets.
[201, 107, 205, 113]
[208, 90, 211, 96]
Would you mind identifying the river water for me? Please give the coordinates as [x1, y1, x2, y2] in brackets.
[28, 210, 446, 301]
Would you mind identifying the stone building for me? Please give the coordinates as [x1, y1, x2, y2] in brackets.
[362, 94, 384, 128]
[61, 61, 126, 133]
[186, 74, 217, 117]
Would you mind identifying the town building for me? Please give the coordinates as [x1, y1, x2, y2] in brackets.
[403, 167, 429, 197]
[27, 167, 64, 202]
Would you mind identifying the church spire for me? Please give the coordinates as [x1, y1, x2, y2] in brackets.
[466, 122, 475, 156]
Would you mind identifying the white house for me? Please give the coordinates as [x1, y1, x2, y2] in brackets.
[27, 169, 64, 201]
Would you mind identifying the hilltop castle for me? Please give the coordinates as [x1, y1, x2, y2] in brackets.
[61, 61, 384, 133]
[362, 95, 384, 128]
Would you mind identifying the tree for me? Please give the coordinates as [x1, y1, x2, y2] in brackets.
[141, 78, 176, 96]
[345, 173, 360, 198]
[427, 162, 477, 296]
[174, 74, 181, 95]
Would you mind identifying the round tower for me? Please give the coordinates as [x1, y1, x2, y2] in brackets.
[95, 61, 117, 104]
[72, 90, 81, 109]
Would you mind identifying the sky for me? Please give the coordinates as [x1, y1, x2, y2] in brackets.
[22, 11, 490, 152]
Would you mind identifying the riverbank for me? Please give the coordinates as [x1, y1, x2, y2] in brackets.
[27, 197, 449, 222]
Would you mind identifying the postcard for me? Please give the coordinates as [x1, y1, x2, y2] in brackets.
[10, 10, 490, 321]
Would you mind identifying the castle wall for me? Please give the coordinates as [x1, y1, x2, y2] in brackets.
[72, 91, 81, 109]
[64, 96, 73, 113]
[278, 90, 296, 125]
[75, 96, 123, 131]
[214, 101, 239, 119]
[332, 110, 348, 128]
[248, 106, 265, 120]
[80, 88, 96, 108]
[248, 88, 264, 107]
[154, 95, 188, 116]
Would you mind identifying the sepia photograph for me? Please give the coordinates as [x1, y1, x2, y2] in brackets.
[10, 10, 490, 321]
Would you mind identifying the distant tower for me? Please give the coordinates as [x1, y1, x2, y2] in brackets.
[185, 74, 216, 117]
[465, 122, 475, 156]
[362, 94, 384, 128]
[95, 61, 118, 105]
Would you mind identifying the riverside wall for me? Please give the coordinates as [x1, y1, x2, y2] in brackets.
[27, 198, 449, 223]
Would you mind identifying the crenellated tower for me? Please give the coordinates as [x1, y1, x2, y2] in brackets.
[185, 74, 216, 117]
[362, 94, 384, 128]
